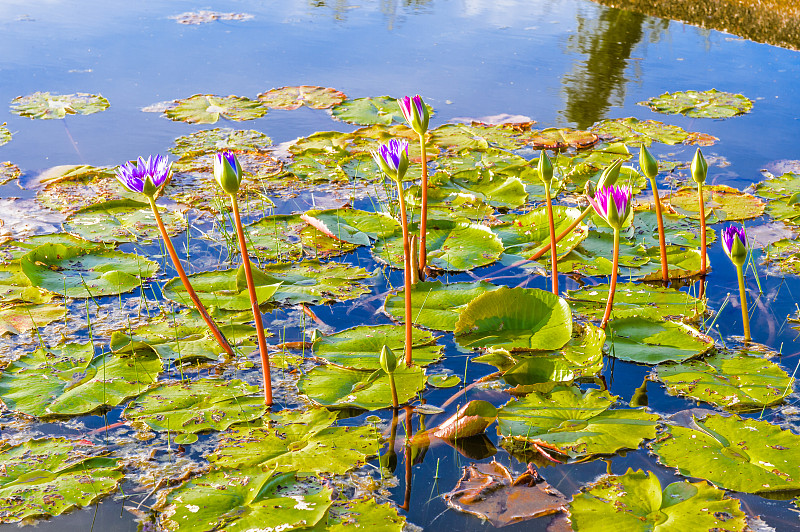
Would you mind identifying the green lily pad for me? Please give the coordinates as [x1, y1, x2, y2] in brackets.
[302, 208, 401, 247]
[570, 468, 746, 531]
[764, 238, 800, 275]
[331, 96, 431, 126]
[123, 378, 267, 433]
[285, 150, 352, 184]
[404, 184, 497, 221]
[656, 350, 793, 411]
[383, 280, 498, 331]
[257, 85, 346, 110]
[315, 497, 406, 531]
[162, 264, 280, 311]
[164, 94, 267, 124]
[591, 117, 716, 147]
[454, 287, 572, 351]
[0, 438, 122, 524]
[434, 149, 526, 175]
[650, 414, 800, 496]
[494, 206, 588, 259]
[170, 128, 272, 158]
[640, 89, 753, 119]
[20, 242, 159, 299]
[36, 164, 133, 215]
[63, 199, 186, 243]
[255, 260, 372, 305]
[427, 374, 461, 388]
[555, 231, 650, 277]
[373, 218, 504, 272]
[313, 324, 443, 369]
[755, 172, 800, 225]
[244, 213, 357, 261]
[298, 364, 426, 411]
[667, 185, 765, 222]
[157, 468, 331, 532]
[521, 127, 600, 150]
[429, 169, 528, 209]
[0, 342, 161, 417]
[0, 259, 54, 305]
[502, 357, 575, 388]
[0, 303, 65, 335]
[10, 92, 110, 119]
[498, 386, 659, 459]
[569, 282, 706, 321]
[606, 317, 713, 364]
[632, 209, 716, 248]
[430, 123, 525, 152]
[289, 130, 353, 154]
[0, 126, 11, 148]
[208, 408, 380, 475]
[632, 245, 706, 282]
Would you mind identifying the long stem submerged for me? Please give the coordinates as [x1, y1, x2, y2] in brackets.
[229, 194, 273, 405]
[418, 132, 428, 278]
[544, 184, 559, 295]
[601, 228, 621, 329]
[147, 196, 233, 356]
[736, 264, 751, 342]
[650, 177, 669, 283]
[395, 179, 414, 367]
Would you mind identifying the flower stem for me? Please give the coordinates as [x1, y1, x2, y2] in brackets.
[650, 177, 669, 283]
[229, 194, 272, 405]
[698, 182, 707, 275]
[418, 132, 428, 279]
[388, 372, 399, 409]
[147, 196, 233, 356]
[395, 179, 414, 367]
[736, 263, 751, 342]
[544, 183, 559, 295]
[601, 228, 620, 329]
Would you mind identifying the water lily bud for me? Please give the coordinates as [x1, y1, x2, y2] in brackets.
[597, 158, 623, 190]
[639, 146, 658, 180]
[537, 151, 553, 186]
[380, 345, 398, 374]
[371, 139, 409, 182]
[721, 225, 748, 267]
[214, 151, 243, 194]
[399, 95, 430, 136]
[691, 148, 708, 185]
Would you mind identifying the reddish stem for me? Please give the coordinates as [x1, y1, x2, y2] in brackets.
[650, 177, 669, 283]
[418, 133, 428, 278]
[601, 228, 620, 329]
[545, 184, 559, 295]
[395, 179, 414, 367]
[698, 183, 707, 275]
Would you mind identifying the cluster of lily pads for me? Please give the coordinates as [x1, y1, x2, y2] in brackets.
[1, 86, 800, 530]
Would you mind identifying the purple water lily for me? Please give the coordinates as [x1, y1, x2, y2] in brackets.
[587, 184, 633, 230]
[116, 155, 171, 197]
[372, 138, 409, 181]
[399, 95, 429, 135]
[721, 224, 747, 265]
[214, 151, 243, 194]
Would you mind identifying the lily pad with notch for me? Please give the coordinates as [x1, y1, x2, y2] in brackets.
[639, 89, 753, 119]
[331, 96, 431, 126]
[569, 282, 706, 322]
[313, 324, 443, 369]
[163, 94, 267, 124]
[605, 316, 713, 364]
[666, 184, 765, 222]
[169, 128, 272, 158]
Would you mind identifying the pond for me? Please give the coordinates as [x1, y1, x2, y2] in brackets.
[1, 0, 800, 530]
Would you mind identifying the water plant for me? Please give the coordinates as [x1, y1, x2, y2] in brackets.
[399, 95, 431, 276]
[538, 150, 559, 294]
[372, 139, 414, 366]
[586, 184, 634, 328]
[115, 155, 234, 356]
[381, 345, 400, 409]
[639, 145, 668, 282]
[214, 151, 272, 404]
[721, 224, 750, 342]
[691, 148, 709, 276]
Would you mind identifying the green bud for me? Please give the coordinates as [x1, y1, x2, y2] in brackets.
[380, 345, 398, 374]
[639, 146, 659, 180]
[214, 152, 243, 194]
[690, 148, 708, 185]
[597, 158, 623, 190]
[537, 150, 553, 185]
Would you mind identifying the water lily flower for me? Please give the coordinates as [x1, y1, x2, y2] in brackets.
[586, 185, 633, 231]
[371, 138, 409, 183]
[214, 151, 243, 194]
[399, 95, 430, 136]
[721, 224, 750, 342]
[115, 155, 171, 197]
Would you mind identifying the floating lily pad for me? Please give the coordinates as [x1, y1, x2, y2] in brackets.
[163, 263, 280, 312]
[20, 242, 159, 299]
[656, 350, 793, 411]
[321, 497, 406, 531]
[124, 378, 267, 433]
[404, 184, 496, 222]
[0, 303, 65, 335]
[521, 127, 600, 150]
[289, 130, 353, 154]
[298, 364, 426, 411]
[331, 96, 431, 126]
[383, 280, 498, 331]
[63, 199, 186, 243]
[36, 164, 133, 215]
[569, 282, 706, 321]
[570, 468, 746, 531]
[633, 245, 706, 282]
[667, 185, 765, 222]
[606, 317, 712, 364]
[764, 238, 800, 275]
[208, 408, 380, 475]
[164, 94, 267, 124]
[0, 259, 55, 305]
[454, 287, 572, 351]
[285, 151, 351, 184]
[313, 324, 443, 369]
[755, 172, 800, 225]
[640, 89, 753, 119]
[0, 438, 122, 524]
[257, 85, 346, 110]
[157, 468, 331, 532]
[302, 208, 401, 247]
[0, 126, 11, 148]
[428, 374, 461, 388]
[10, 92, 110, 119]
[373, 218, 504, 272]
[632, 210, 716, 248]
[170, 128, 272, 158]
[244, 213, 357, 261]
[592, 117, 716, 147]
[429, 169, 528, 209]
[650, 414, 800, 496]
[0, 342, 161, 417]
[430, 123, 524, 152]
[555, 231, 650, 277]
[494, 206, 588, 259]
[498, 386, 659, 459]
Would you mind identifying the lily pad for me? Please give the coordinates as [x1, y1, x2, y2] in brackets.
[257, 85, 346, 110]
[555, 231, 650, 277]
[0, 126, 11, 148]
[10, 92, 110, 119]
[430, 123, 525, 152]
[36, 164, 132, 215]
[255, 260, 372, 305]
[429, 169, 529, 209]
[244, 213, 357, 261]
[63, 199, 186, 243]
[0, 438, 122, 524]
[0, 303, 65, 335]
[170, 128, 272, 158]
[666, 185, 765, 222]
[317, 497, 406, 531]
[570, 468, 746, 531]
[498, 386, 659, 459]
[298, 364, 426, 411]
[605, 317, 713, 364]
[633, 245, 706, 282]
[755, 172, 800, 225]
[157, 468, 331, 532]
[208, 408, 380, 475]
[331, 96, 431, 126]
[569, 282, 706, 321]
[0, 259, 55, 305]
[655, 350, 793, 411]
[521, 127, 600, 150]
[428, 374, 461, 388]
[383, 280, 498, 331]
[20, 242, 159, 299]
[301, 208, 401, 247]
[164, 94, 267, 124]
[123, 378, 268, 433]
[285, 151, 351, 184]
[640, 89, 753, 119]
[632, 209, 716, 249]
[494, 206, 588, 259]
[313, 324, 443, 369]
[764, 238, 800, 275]
[454, 287, 572, 351]
[650, 414, 800, 495]
[162, 262, 281, 311]
[0, 342, 161, 417]
[591, 117, 716, 147]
